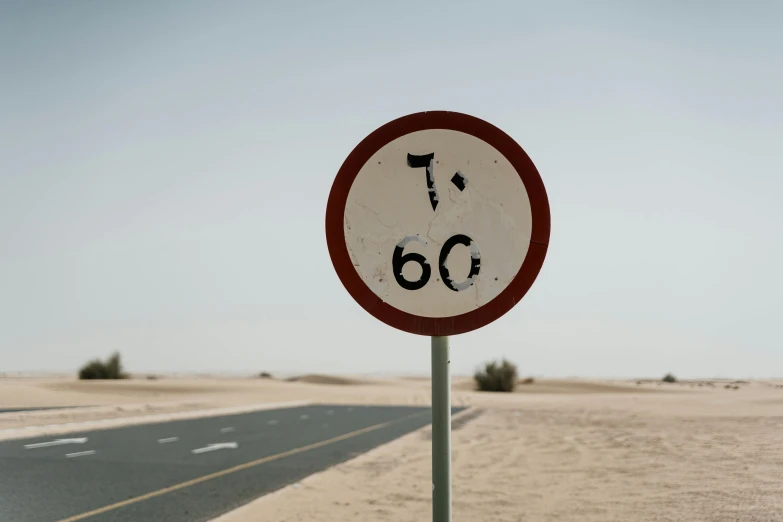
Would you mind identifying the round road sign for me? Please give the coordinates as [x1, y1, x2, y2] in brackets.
[325, 111, 550, 336]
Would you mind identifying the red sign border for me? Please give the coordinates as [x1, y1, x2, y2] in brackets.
[325, 111, 550, 336]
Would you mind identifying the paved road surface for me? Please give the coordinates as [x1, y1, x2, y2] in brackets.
[0, 404, 464, 522]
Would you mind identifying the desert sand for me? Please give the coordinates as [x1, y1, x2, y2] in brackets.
[2, 375, 782, 521]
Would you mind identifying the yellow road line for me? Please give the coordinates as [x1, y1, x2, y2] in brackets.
[57, 409, 429, 522]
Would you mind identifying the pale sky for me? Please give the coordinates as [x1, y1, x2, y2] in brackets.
[1, 1, 781, 378]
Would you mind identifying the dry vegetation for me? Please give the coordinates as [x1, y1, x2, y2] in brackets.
[473, 359, 518, 392]
[78, 352, 128, 380]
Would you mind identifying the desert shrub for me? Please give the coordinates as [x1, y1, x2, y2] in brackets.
[521, 377, 535, 385]
[105, 352, 123, 378]
[78, 352, 128, 380]
[78, 359, 108, 380]
[662, 373, 677, 383]
[474, 359, 518, 392]
[258, 372, 273, 379]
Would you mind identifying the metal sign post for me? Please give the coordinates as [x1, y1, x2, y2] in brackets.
[431, 335, 451, 522]
[325, 111, 551, 522]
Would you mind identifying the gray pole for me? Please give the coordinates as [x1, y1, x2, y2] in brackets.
[431, 335, 452, 522]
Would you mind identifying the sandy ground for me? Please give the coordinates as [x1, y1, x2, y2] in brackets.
[2, 375, 782, 521]
[0, 375, 470, 437]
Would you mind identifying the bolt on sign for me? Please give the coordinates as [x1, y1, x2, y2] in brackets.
[326, 111, 550, 336]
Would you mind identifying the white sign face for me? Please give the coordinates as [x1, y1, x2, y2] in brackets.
[343, 129, 533, 318]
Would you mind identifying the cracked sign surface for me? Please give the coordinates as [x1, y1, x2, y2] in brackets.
[344, 129, 532, 318]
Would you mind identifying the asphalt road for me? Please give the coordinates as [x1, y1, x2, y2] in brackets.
[0, 404, 464, 522]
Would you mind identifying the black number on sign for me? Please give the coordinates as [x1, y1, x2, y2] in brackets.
[393, 234, 481, 292]
[439, 234, 481, 292]
[407, 153, 470, 211]
[406, 153, 439, 211]
[392, 235, 431, 290]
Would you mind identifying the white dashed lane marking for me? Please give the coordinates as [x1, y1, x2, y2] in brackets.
[191, 442, 238, 455]
[24, 438, 88, 449]
[220, 427, 235, 433]
[66, 450, 96, 458]
[158, 437, 179, 444]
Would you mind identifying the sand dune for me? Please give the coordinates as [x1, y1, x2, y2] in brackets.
[43, 380, 241, 396]
[283, 374, 375, 386]
[453, 378, 662, 394]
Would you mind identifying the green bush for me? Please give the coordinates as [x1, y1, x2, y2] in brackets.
[662, 373, 677, 383]
[474, 359, 518, 392]
[78, 352, 128, 380]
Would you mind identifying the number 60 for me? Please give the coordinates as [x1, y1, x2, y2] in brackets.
[392, 234, 481, 292]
